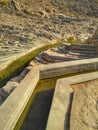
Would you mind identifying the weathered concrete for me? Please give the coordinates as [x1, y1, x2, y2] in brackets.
[40, 58, 98, 79]
[0, 57, 98, 130]
[46, 71, 98, 130]
[0, 96, 3, 105]
[91, 27, 98, 55]
[0, 82, 19, 101]
[35, 43, 97, 66]
[0, 67, 39, 130]
[92, 27, 98, 43]
[64, 43, 96, 51]
[0, 67, 31, 106]
[46, 81, 73, 130]
[70, 80, 98, 130]
[59, 71, 98, 85]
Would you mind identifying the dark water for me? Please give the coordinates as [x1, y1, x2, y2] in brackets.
[21, 89, 54, 130]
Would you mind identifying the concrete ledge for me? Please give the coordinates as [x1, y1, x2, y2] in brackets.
[64, 43, 96, 52]
[46, 80, 73, 130]
[46, 71, 98, 130]
[0, 67, 39, 130]
[1, 58, 98, 130]
[40, 58, 98, 79]
[70, 80, 98, 130]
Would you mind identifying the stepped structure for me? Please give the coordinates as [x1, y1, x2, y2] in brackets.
[0, 1, 98, 129]
[46, 72, 98, 130]
[0, 0, 98, 70]
[34, 43, 97, 65]
[92, 27, 98, 44]
[0, 43, 97, 105]
[91, 27, 98, 54]
[0, 42, 98, 130]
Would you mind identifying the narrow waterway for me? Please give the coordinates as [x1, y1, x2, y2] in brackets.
[21, 89, 54, 130]
[14, 71, 95, 130]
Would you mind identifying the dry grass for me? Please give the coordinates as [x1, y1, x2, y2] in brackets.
[86, 38, 94, 44]
[0, 0, 8, 6]
[0, 41, 62, 87]
[67, 36, 76, 42]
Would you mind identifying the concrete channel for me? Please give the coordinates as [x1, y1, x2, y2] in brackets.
[0, 58, 98, 130]
[46, 71, 98, 130]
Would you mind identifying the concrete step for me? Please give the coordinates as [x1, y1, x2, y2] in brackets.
[71, 50, 96, 55]
[36, 53, 78, 63]
[63, 43, 96, 52]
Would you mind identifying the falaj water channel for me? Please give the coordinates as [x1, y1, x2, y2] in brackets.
[0, 1, 98, 130]
[19, 78, 56, 130]
[0, 42, 98, 130]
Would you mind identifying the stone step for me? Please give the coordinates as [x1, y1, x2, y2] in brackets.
[63, 43, 96, 51]
[0, 96, 3, 106]
[36, 53, 78, 63]
[58, 44, 97, 57]
[69, 43, 96, 48]
[37, 50, 96, 63]
[71, 50, 96, 55]
[67, 51, 95, 57]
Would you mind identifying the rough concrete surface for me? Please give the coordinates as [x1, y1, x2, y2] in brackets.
[70, 80, 98, 130]
[46, 80, 73, 130]
[46, 71, 98, 130]
[40, 58, 98, 79]
[0, 67, 39, 130]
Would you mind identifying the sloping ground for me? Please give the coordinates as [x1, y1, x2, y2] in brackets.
[92, 27, 98, 44]
[49, 0, 98, 17]
[2, 0, 98, 17]
[0, 0, 98, 69]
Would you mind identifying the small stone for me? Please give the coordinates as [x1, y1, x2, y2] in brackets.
[0, 81, 19, 100]
[0, 88, 9, 100]
[19, 68, 29, 78]
[26, 66, 33, 71]
[10, 77, 20, 82]
[0, 96, 3, 106]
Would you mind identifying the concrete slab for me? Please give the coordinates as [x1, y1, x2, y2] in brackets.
[40, 58, 98, 79]
[46, 81, 73, 130]
[0, 67, 39, 130]
[46, 71, 98, 130]
[70, 80, 98, 130]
